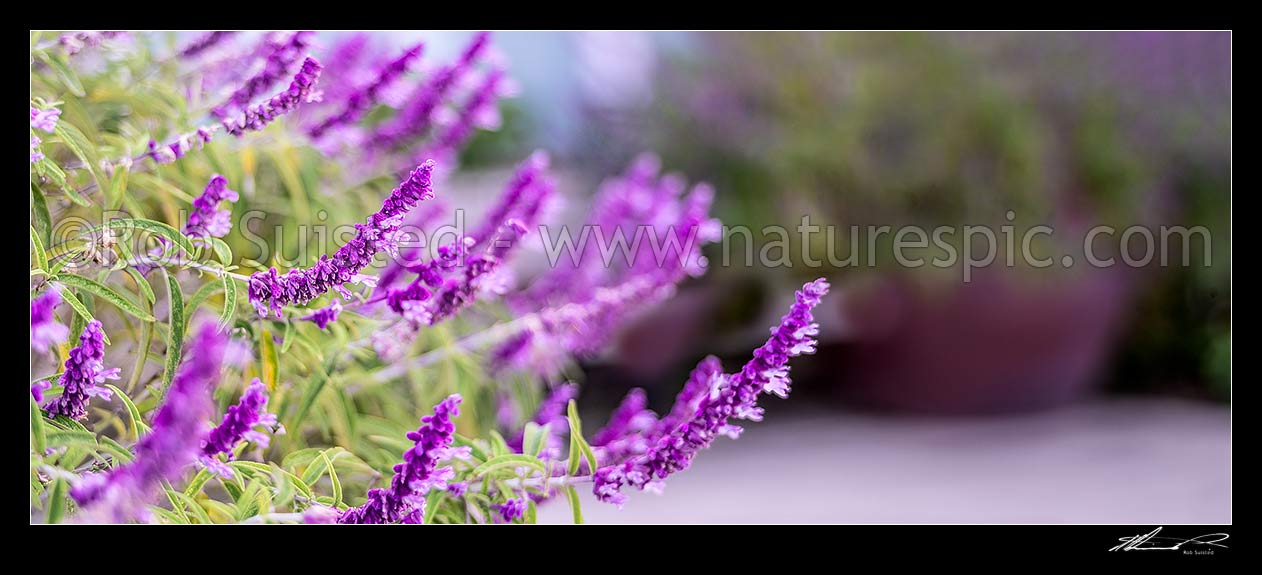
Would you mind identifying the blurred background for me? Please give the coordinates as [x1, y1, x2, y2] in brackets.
[317, 31, 1235, 522]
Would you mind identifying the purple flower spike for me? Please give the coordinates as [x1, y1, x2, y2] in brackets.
[184, 175, 239, 239]
[30, 107, 61, 133]
[43, 320, 119, 421]
[370, 31, 491, 151]
[222, 57, 324, 137]
[338, 394, 463, 524]
[213, 31, 314, 120]
[248, 160, 437, 318]
[178, 31, 238, 59]
[71, 321, 229, 523]
[309, 43, 425, 139]
[495, 498, 526, 523]
[592, 279, 830, 508]
[30, 285, 69, 355]
[199, 378, 278, 478]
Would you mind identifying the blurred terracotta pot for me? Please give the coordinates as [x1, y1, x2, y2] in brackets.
[830, 267, 1136, 414]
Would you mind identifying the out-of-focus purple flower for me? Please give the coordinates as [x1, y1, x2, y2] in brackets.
[178, 31, 238, 59]
[303, 504, 339, 524]
[414, 67, 507, 166]
[299, 299, 343, 330]
[370, 31, 491, 151]
[508, 383, 577, 454]
[649, 355, 722, 441]
[199, 378, 278, 478]
[468, 150, 554, 250]
[248, 160, 436, 318]
[31, 136, 44, 163]
[43, 320, 119, 420]
[184, 175, 239, 239]
[592, 279, 830, 507]
[30, 285, 69, 355]
[58, 31, 128, 56]
[222, 57, 323, 137]
[212, 31, 314, 120]
[309, 43, 424, 140]
[494, 498, 526, 522]
[446, 481, 468, 498]
[30, 107, 61, 133]
[424, 219, 526, 325]
[71, 321, 228, 523]
[337, 394, 463, 524]
[373, 199, 449, 291]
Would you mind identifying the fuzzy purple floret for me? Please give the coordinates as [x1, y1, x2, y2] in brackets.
[309, 43, 424, 139]
[43, 320, 119, 420]
[212, 31, 314, 119]
[184, 175, 239, 239]
[30, 285, 69, 356]
[199, 378, 277, 478]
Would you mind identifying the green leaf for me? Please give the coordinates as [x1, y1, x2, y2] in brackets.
[101, 218, 196, 258]
[30, 225, 48, 273]
[423, 489, 446, 524]
[563, 485, 584, 524]
[57, 289, 100, 341]
[106, 164, 128, 210]
[105, 384, 150, 439]
[321, 451, 343, 507]
[124, 266, 156, 305]
[30, 395, 47, 454]
[218, 273, 236, 331]
[521, 422, 551, 458]
[35, 51, 85, 97]
[470, 454, 548, 479]
[185, 280, 223, 315]
[31, 182, 52, 246]
[46, 479, 67, 524]
[183, 467, 214, 499]
[566, 400, 597, 476]
[280, 320, 295, 354]
[161, 272, 185, 400]
[210, 238, 232, 264]
[53, 121, 104, 193]
[57, 273, 155, 322]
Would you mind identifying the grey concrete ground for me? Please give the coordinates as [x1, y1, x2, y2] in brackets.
[539, 397, 1231, 524]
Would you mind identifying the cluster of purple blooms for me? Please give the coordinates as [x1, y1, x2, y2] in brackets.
[248, 160, 436, 318]
[336, 394, 467, 524]
[591, 279, 830, 506]
[58, 31, 127, 56]
[177, 31, 238, 59]
[29, 285, 69, 356]
[183, 175, 239, 239]
[199, 378, 278, 478]
[30, 106, 60, 163]
[40, 320, 120, 420]
[308, 42, 424, 139]
[212, 31, 314, 120]
[71, 322, 228, 522]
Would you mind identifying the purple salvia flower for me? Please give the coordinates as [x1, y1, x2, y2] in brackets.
[592, 279, 830, 508]
[248, 160, 436, 318]
[303, 505, 339, 524]
[370, 31, 491, 151]
[30, 106, 61, 133]
[337, 394, 463, 524]
[446, 481, 468, 498]
[178, 31, 238, 59]
[308, 43, 424, 140]
[424, 219, 526, 325]
[43, 320, 119, 420]
[299, 299, 343, 330]
[31, 135, 44, 163]
[30, 285, 69, 355]
[222, 57, 324, 137]
[184, 174, 240, 239]
[71, 322, 228, 522]
[58, 31, 128, 56]
[467, 150, 553, 250]
[494, 498, 526, 523]
[415, 67, 506, 166]
[373, 199, 449, 291]
[385, 280, 432, 314]
[649, 355, 723, 442]
[212, 31, 314, 120]
[590, 388, 655, 448]
[199, 378, 278, 478]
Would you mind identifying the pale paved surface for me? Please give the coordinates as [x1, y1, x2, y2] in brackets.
[539, 398, 1231, 524]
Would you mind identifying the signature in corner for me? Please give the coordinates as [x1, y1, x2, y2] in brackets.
[1110, 527, 1230, 552]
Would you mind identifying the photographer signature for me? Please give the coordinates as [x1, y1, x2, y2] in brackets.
[1109, 527, 1230, 552]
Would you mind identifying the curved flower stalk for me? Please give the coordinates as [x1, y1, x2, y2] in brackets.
[336, 394, 464, 524]
[141, 57, 323, 167]
[71, 322, 229, 523]
[370, 31, 491, 151]
[592, 279, 830, 507]
[212, 31, 314, 120]
[42, 320, 119, 420]
[308, 43, 425, 140]
[30, 105, 60, 163]
[199, 378, 279, 478]
[178, 31, 238, 59]
[248, 159, 437, 318]
[30, 285, 69, 356]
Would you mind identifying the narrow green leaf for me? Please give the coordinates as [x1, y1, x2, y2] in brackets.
[183, 467, 214, 499]
[218, 273, 236, 331]
[57, 273, 155, 322]
[279, 319, 295, 354]
[31, 182, 52, 246]
[101, 218, 195, 257]
[124, 266, 156, 305]
[566, 400, 597, 475]
[58, 288, 97, 335]
[563, 485, 584, 524]
[106, 164, 128, 210]
[30, 395, 47, 454]
[470, 454, 548, 479]
[35, 51, 85, 97]
[521, 422, 551, 458]
[321, 451, 343, 507]
[46, 479, 67, 524]
[210, 238, 232, 264]
[30, 225, 48, 272]
[161, 272, 185, 400]
[53, 121, 103, 192]
[185, 280, 223, 315]
[105, 384, 150, 439]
